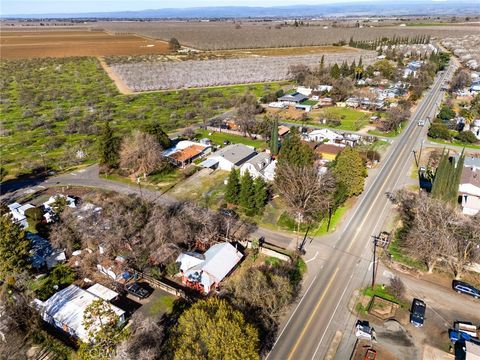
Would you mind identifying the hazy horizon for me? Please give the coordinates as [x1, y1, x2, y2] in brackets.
[1, 0, 465, 16]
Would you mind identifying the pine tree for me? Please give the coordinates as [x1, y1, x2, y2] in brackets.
[330, 63, 341, 79]
[340, 61, 350, 77]
[253, 177, 268, 215]
[358, 56, 363, 68]
[98, 121, 119, 170]
[277, 127, 315, 167]
[432, 149, 464, 205]
[349, 60, 356, 78]
[270, 117, 279, 156]
[225, 168, 241, 205]
[0, 215, 31, 279]
[239, 171, 255, 214]
[319, 55, 325, 71]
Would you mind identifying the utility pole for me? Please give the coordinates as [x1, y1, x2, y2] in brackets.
[371, 235, 380, 288]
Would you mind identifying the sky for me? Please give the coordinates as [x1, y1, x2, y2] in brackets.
[1, 0, 417, 16]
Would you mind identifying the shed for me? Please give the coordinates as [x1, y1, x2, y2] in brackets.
[316, 144, 345, 161]
[86, 284, 119, 302]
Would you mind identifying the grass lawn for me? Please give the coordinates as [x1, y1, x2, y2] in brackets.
[302, 99, 318, 106]
[427, 137, 480, 150]
[1, 57, 283, 179]
[169, 169, 229, 206]
[257, 197, 351, 236]
[388, 231, 427, 272]
[142, 291, 176, 317]
[318, 107, 372, 132]
[196, 129, 267, 149]
[101, 167, 183, 192]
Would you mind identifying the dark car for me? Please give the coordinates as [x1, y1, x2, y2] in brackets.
[125, 282, 150, 300]
[452, 280, 480, 299]
[410, 298, 426, 327]
[219, 208, 238, 218]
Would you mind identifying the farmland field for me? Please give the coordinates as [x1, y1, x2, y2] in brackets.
[0, 30, 170, 59]
[110, 51, 375, 91]
[0, 57, 282, 179]
[97, 21, 480, 50]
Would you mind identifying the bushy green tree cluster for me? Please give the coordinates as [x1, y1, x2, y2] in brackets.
[431, 149, 464, 204]
[333, 147, 367, 197]
[225, 169, 268, 216]
[0, 215, 31, 280]
[277, 127, 315, 167]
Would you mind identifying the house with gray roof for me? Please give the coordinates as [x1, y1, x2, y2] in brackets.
[240, 152, 275, 181]
[201, 144, 257, 171]
[278, 92, 308, 105]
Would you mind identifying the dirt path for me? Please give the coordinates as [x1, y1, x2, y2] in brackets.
[97, 56, 132, 95]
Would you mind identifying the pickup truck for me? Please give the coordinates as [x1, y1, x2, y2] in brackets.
[410, 298, 426, 327]
[125, 282, 150, 300]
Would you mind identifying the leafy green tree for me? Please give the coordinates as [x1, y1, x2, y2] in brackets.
[98, 121, 119, 170]
[170, 298, 259, 360]
[78, 300, 126, 360]
[372, 59, 397, 79]
[428, 123, 451, 140]
[253, 177, 268, 215]
[277, 127, 315, 167]
[437, 106, 456, 122]
[0, 215, 31, 279]
[25, 207, 44, 230]
[35, 264, 77, 300]
[142, 121, 172, 149]
[456, 131, 478, 144]
[225, 168, 241, 205]
[333, 147, 367, 197]
[330, 63, 341, 79]
[240, 171, 256, 214]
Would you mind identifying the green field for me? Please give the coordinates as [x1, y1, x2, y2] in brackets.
[319, 107, 372, 131]
[195, 129, 267, 149]
[428, 137, 480, 150]
[0, 57, 282, 179]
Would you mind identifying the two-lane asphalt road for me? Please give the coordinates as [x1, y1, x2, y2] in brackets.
[267, 64, 456, 360]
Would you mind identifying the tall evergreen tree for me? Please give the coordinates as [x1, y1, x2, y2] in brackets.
[0, 215, 31, 279]
[239, 171, 255, 214]
[225, 168, 241, 205]
[277, 127, 315, 167]
[432, 149, 464, 205]
[330, 63, 341, 79]
[340, 61, 350, 77]
[142, 121, 172, 149]
[319, 55, 325, 71]
[270, 117, 279, 156]
[253, 177, 268, 215]
[98, 121, 119, 169]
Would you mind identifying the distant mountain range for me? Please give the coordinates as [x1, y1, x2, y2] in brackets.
[3, 1, 479, 19]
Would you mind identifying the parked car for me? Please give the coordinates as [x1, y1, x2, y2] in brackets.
[410, 298, 426, 327]
[417, 119, 426, 126]
[452, 280, 480, 299]
[125, 282, 150, 299]
[219, 208, 238, 218]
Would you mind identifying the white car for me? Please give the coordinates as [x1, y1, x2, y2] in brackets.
[417, 120, 426, 126]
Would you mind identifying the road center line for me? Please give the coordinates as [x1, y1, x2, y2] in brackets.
[287, 267, 340, 360]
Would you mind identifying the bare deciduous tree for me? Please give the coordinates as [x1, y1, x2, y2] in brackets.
[274, 164, 336, 240]
[119, 130, 166, 177]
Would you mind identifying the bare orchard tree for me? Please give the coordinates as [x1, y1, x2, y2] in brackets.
[446, 214, 480, 279]
[235, 93, 262, 138]
[378, 105, 411, 133]
[119, 130, 166, 177]
[399, 191, 454, 273]
[115, 313, 164, 360]
[274, 164, 336, 244]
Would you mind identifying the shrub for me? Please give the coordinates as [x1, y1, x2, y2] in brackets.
[455, 130, 478, 144]
[34, 264, 76, 300]
[388, 276, 406, 300]
[428, 123, 451, 140]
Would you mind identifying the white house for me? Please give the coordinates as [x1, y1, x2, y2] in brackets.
[459, 166, 480, 216]
[296, 86, 313, 96]
[7, 202, 35, 228]
[317, 85, 333, 93]
[176, 243, 243, 293]
[305, 129, 343, 143]
[201, 144, 257, 171]
[240, 152, 274, 181]
[278, 92, 308, 105]
[43, 195, 76, 212]
[34, 284, 126, 342]
[268, 102, 288, 109]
